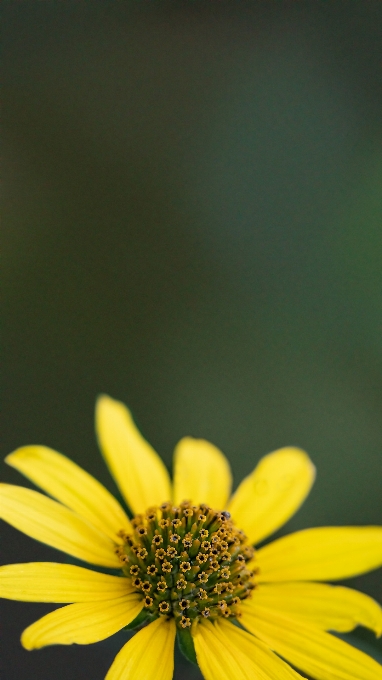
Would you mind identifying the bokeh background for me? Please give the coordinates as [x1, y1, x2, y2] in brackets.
[2, 2, 382, 678]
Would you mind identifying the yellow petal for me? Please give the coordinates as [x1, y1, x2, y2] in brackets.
[0, 562, 134, 602]
[228, 447, 315, 545]
[173, 437, 232, 508]
[0, 484, 120, 568]
[6, 445, 132, 541]
[241, 604, 382, 680]
[257, 526, 382, 581]
[21, 595, 143, 649]
[245, 582, 382, 635]
[192, 619, 253, 680]
[193, 619, 305, 680]
[105, 617, 176, 680]
[218, 619, 306, 680]
[95, 395, 171, 515]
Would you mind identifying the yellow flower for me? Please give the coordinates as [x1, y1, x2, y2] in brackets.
[1, 394, 382, 680]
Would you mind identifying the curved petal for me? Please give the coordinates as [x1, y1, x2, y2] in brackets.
[194, 619, 303, 680]
[173, 437, 232, 508]
[241, 604, 382, 680]
[257, 526, 382, 582]
[192, 619, 253, 680]
[105, 616, 176, 680]
[245, 582, 382, 635]
[217, 619, 306, 679]
[6, 445, 132, 540]
[95, 395, 171, 515]
[193, 619, 305, 680]
[0, 484, 120, 568]
[228, 447, 315, 545]
[0, 563, 134, 602]
[21, 595, 143, 649]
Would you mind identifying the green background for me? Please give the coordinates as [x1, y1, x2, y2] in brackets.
[2, 2, 382, 678]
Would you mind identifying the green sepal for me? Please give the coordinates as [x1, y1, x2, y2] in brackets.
[177, 627, 197, 666]
[123, 609, 150, 630]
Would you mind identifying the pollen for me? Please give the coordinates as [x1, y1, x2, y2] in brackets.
[152, 534, 163, 546]
[159, 518, 170, 529]
[170, 533, 180, 543]
[198, 572, 209, 583]
[118, 500, 257, 630]
[196, 552, 208, 564]
[179, 561, 191, 572]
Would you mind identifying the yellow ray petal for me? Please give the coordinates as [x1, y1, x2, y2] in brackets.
[192, 619, 253, 680]
[0, 563, 134, 602]
[95, 395, 171, 515]
[194, 618, 305, 680]
[241, 605, 382, 680]
[21, 595, 143, 649]
[5, 445, 132, 541]
[218, 619, 307, 680]
[105, 617, 176, 680]
[245, 582, 382, 635]
[227, 447, 315, 545]
[192, 619, 301, 680]
[173, 437, 232, 508]
[257, 526, 382, 582]
[0, 484, 120, 568]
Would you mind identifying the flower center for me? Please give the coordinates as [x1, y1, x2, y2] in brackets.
[116, 500, 257, 629]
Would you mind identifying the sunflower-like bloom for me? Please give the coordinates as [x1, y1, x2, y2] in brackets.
[1, 395, 382, 680]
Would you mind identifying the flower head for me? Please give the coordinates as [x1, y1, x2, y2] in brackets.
[1, 394, 382, 680]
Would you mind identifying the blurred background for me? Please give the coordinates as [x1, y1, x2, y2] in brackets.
[2, 2, 382, 678]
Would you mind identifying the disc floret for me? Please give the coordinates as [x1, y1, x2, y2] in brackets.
[116, 501, 256, 629]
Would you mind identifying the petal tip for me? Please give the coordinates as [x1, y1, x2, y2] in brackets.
[4, 446, 26, 467]
[20, 630, 36, 651]
[95, 394, 134, 426]
[278, 446, 317, 483]
[5, 445, 53, 468]
[95, 393, 113, 412]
